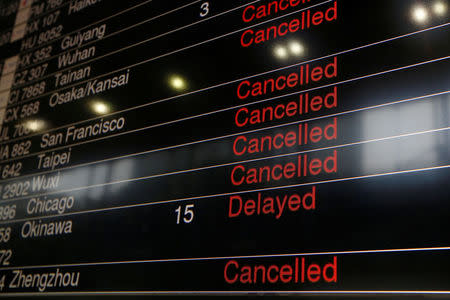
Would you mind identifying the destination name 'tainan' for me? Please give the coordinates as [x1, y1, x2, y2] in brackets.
[49, 69, 130, 107]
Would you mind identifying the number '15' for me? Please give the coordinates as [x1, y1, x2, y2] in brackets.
[175, 204, 194, 224]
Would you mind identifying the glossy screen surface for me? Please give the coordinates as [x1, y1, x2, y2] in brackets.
[0, 0, 449, 298]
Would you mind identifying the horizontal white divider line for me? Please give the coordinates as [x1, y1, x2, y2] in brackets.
[0, 124, 447, 204]
[0, 0, 351, 105]
[0, 89, 447, 181]
[10, 0, 157, 64]
[0, 21, 448, 144]
[6, 0, 209, 78]
[1, 290, 450, 296]
[1, 245, 449, 271]
[0, 127, 448, 204]
[0, 0, 71, 36]
[3, 17, 448, 110]
[1, 0, 146, 79]
[0, 157, 448, 222]
[2, 0, 266, 93]
[0, 61, 448, 177]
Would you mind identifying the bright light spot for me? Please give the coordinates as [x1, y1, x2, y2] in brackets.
[170, 75, 186, 90]
[274, 46, 288, 59]
[433, 1, 447, 15]
[412, 5, 429, 23]
[26, 119, 45, 131]
[91, 101, 110, 114]
[289, 41, 304, 55]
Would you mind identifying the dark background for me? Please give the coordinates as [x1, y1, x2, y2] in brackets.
[0, 0, 449, 297]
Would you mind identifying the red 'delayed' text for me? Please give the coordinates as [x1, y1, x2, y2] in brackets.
[228, 186, 316, 219]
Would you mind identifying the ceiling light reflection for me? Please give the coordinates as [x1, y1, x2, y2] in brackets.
[91, 101, 110, 115]
[26, 119, 45, 132]
[289, 41, 305, 55]
[412, 5, 429, 23]
[274, 46, 288, 59]
[169, 75, 187, 90]
[433, 1, 447, 15]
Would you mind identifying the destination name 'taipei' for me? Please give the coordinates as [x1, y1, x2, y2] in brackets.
[49, 69, 130, 107]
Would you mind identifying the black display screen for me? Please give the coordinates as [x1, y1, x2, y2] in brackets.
[0, 0, 449, 298]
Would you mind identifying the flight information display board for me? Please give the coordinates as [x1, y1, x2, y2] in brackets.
[0, 0, 449, 298]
